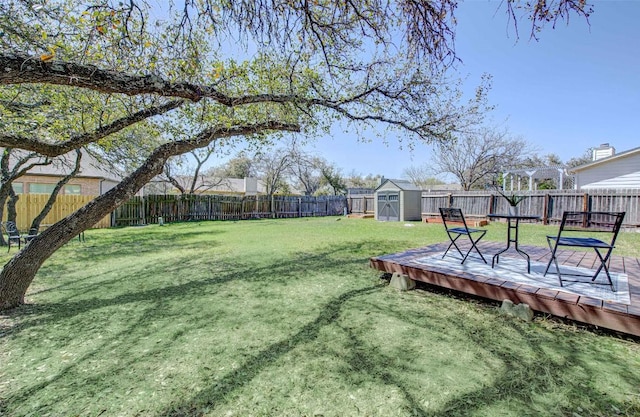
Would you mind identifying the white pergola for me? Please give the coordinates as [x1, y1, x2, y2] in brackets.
[502, 166, 572, 191]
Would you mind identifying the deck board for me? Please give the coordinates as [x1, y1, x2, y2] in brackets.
[370, 241, 640, 336]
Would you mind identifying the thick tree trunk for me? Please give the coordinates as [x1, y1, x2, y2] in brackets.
[0, 148, 167, 309]
[6, 188, 19, 224]
[0, 187, 9, 246]
[0, 122, 298, 310]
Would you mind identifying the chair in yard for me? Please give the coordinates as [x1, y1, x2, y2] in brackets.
[24, 227, 39, 244]
[544, 211, 625, 292]
[439, 207, 487, 264]
[3, 221, 23, 252]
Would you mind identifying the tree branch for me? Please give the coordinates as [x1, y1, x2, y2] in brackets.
[0, 99, 184, 157]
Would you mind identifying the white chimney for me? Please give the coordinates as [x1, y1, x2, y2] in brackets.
[592, 143, 615, 161]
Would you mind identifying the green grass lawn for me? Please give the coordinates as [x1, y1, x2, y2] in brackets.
[1, 217, 639, 416]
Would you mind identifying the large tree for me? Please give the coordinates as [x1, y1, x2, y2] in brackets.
[402, 165, 447, 189]
[431, 127, 536, 191]
[289, 153, 326, 196]
[162, 146, 225, 195]
[254, 146, 294, 197]
[284, 138, 326, 196]
[0, 0, 591, 309]
[216, 154, 256, 179]
[320, 164, 348, 196]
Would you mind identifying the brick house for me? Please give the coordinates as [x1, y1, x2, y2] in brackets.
[10, 149, 122, 197]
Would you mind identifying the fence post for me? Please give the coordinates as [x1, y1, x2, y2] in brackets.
[543, 193, 550, 225]
[271, 195, 275, 218]
[142, 195, 147, 225]
[583, 193, 589, 212]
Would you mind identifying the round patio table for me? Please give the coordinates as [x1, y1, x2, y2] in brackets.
[488, 213, 541, 274]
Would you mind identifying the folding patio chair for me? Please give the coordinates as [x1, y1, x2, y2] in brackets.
[24, 227, 39, 244]
[439, 207, 487, 264]
[544, 211, 625, 292]
[3, 221, 22, 252]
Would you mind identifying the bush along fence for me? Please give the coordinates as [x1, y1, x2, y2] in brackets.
[347, 189, 640, 227]
[112, 194, 348, 226]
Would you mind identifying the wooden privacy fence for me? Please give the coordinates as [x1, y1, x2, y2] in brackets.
[347, 195, 375, 215]
[3, 194, 111, 231]
[347, 189, 640, 227]
[113, 194, 348, 226]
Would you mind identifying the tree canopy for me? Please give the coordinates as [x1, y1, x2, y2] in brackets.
[0, 0, 592, 310]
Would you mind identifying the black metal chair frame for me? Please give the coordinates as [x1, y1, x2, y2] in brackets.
[2, 222, 42, 252]
[439, 207, 487, 265]
[3, 221, 23, 252]
[544, 211, 625, 292]
[24, 227, 39, 244]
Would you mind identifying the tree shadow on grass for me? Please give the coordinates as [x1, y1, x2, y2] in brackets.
[2, 240, 388, 415]
[26, 238, 226, 299]
[157, 285, 382, 416]
[424, 316, 640, 417]
[158, 281, 640, 416]
[1, 238, 391, 335]
[22, 224, 405, 301]
[356, 286, 640, 416]
[6, 232, 637, 416]
[57, 226, 229, 264]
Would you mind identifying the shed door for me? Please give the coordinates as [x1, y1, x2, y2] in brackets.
[378, 192, 400, 221]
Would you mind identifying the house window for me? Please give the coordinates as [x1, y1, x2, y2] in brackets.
[29, 183, 56, 194]
[64, 184, 82, 195]
[11, 183, 23, 194]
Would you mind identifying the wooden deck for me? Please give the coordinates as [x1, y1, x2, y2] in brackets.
[370, 241, 640, 336]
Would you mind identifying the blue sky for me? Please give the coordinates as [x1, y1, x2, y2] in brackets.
[307, 1, 640, 180]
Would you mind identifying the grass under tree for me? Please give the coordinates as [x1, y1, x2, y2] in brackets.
[0, 217, 639, 416]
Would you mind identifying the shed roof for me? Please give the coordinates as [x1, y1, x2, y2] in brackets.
[375, 179, 421, 192]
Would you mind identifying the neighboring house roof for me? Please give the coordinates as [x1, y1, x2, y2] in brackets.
[569, 146, 640, 190]
[207, 177, 267, 194]
[423, 183, 462, 191]
[347, 187, 376, 195]
[569, 146, 640, 173]
[8, 148, 123, 182]
[154, 176, 267, 194]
